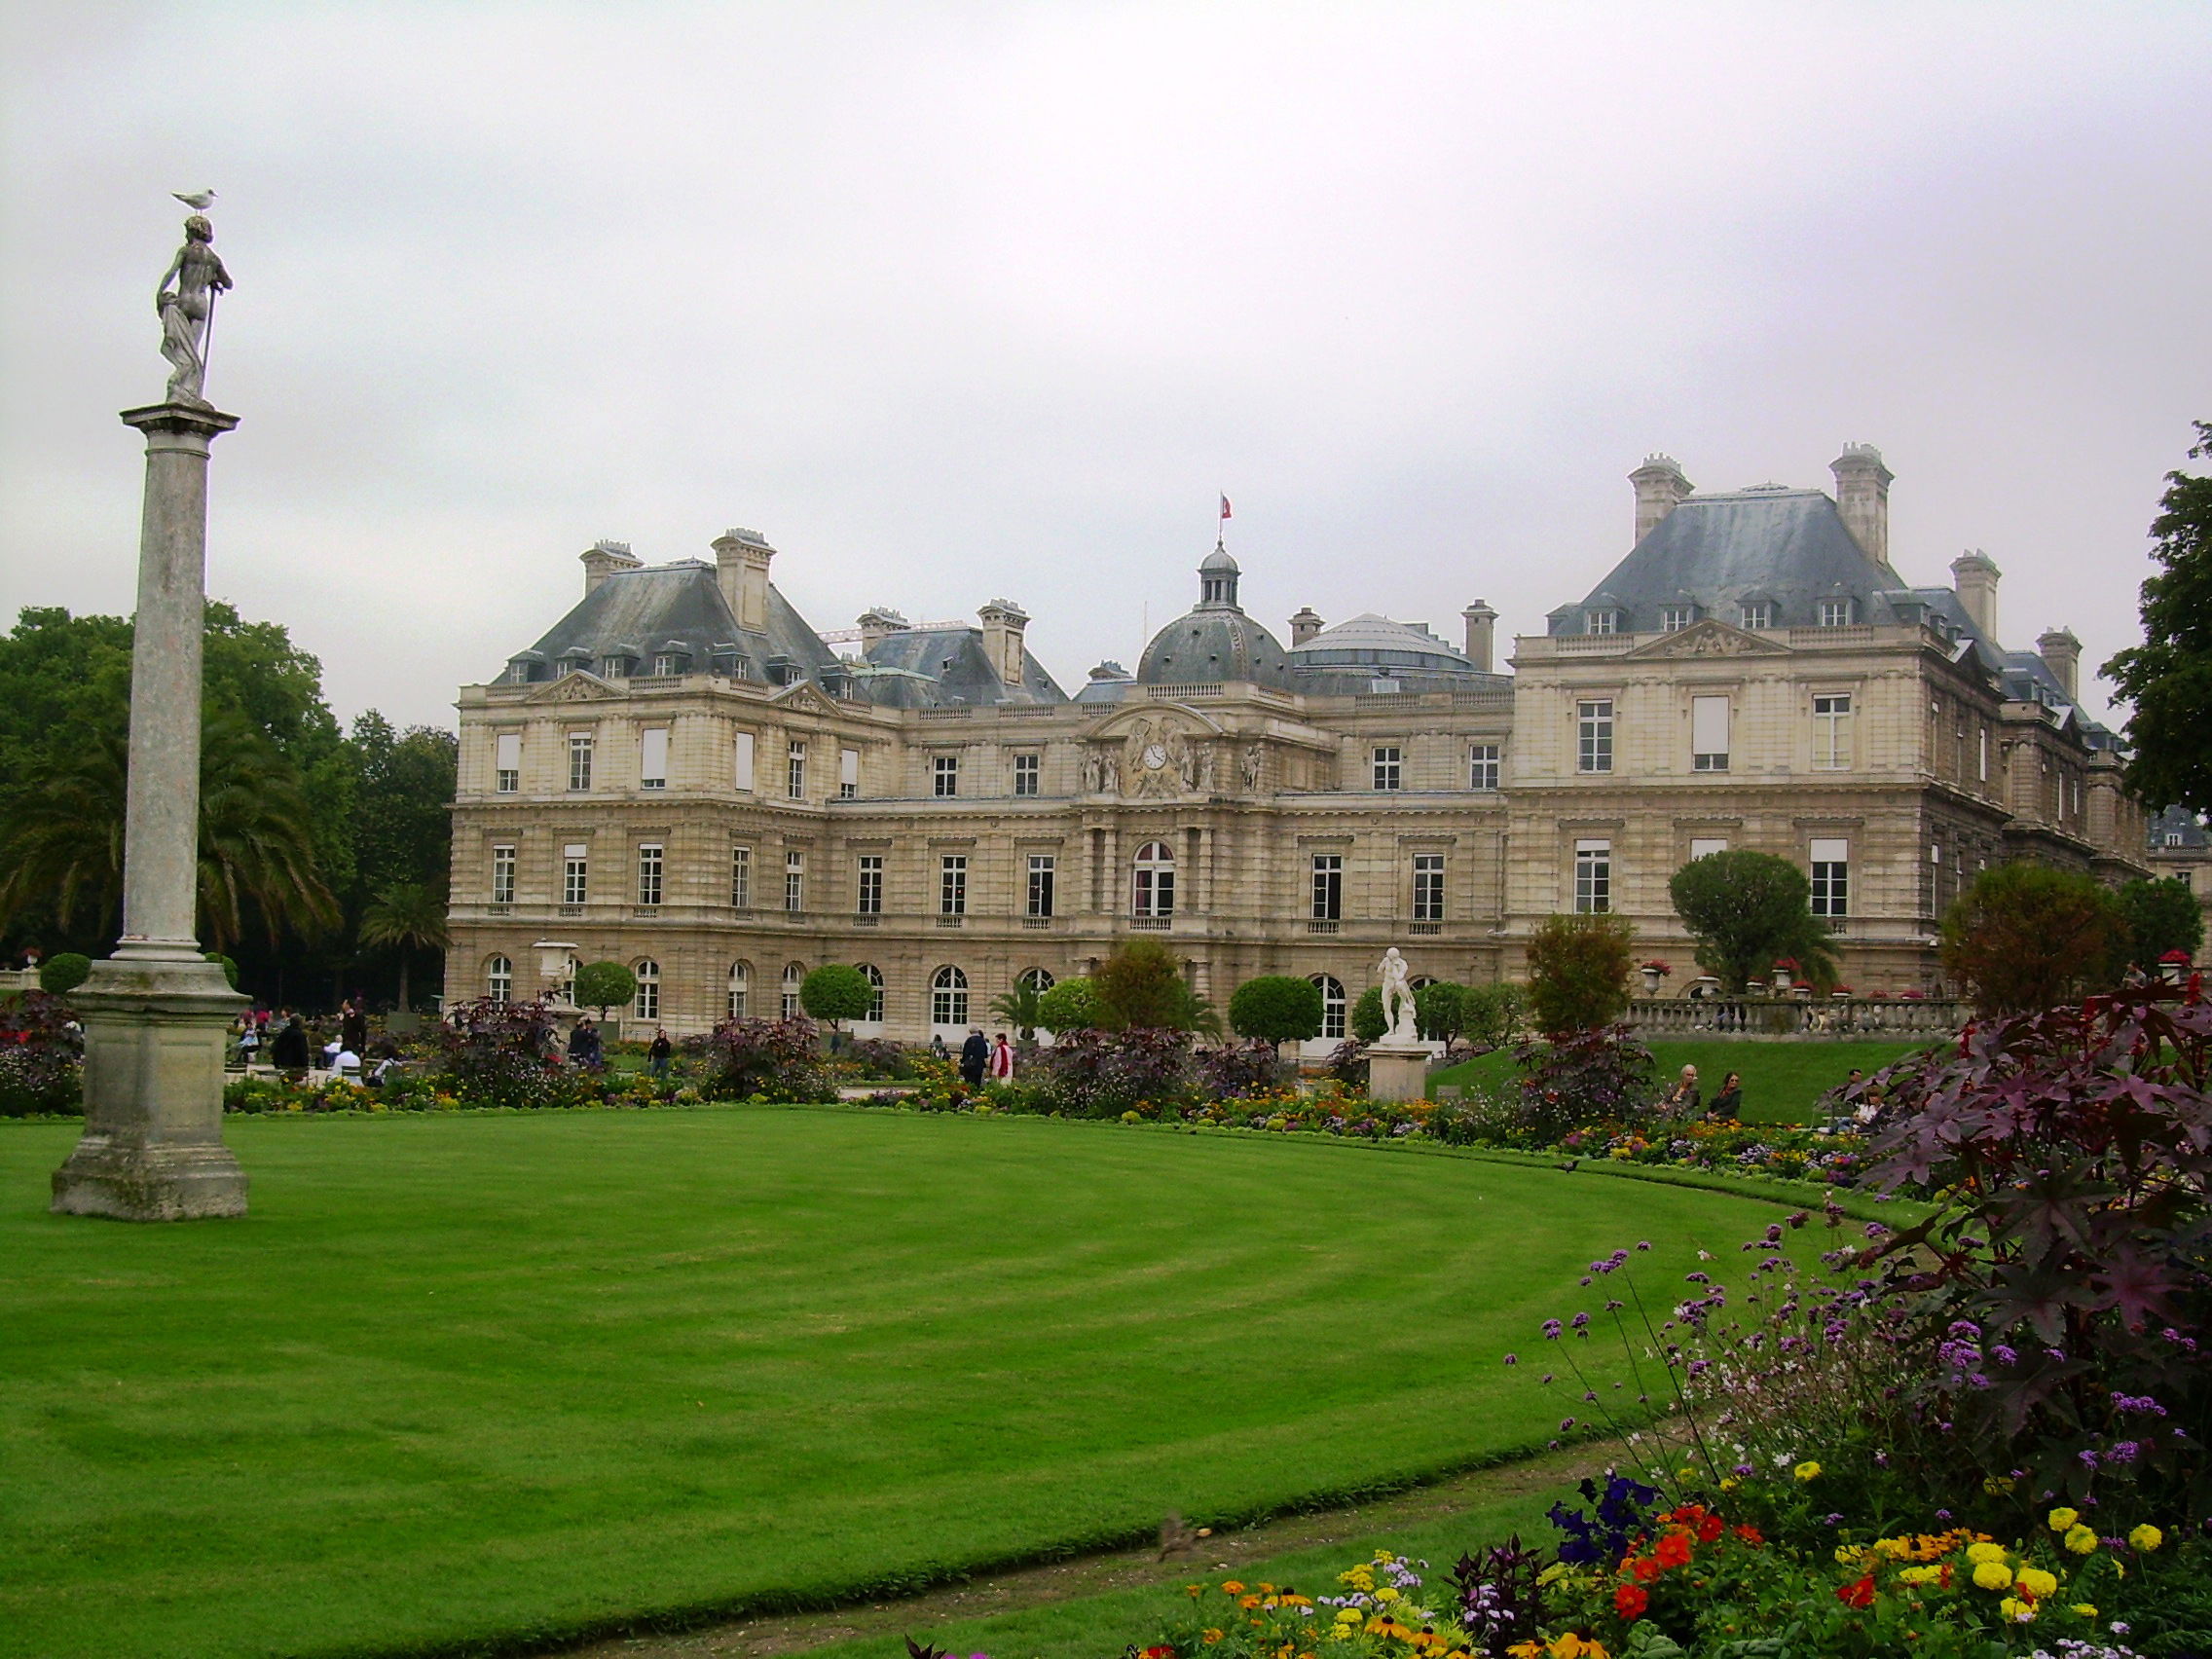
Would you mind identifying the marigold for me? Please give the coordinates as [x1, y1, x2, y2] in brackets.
[1793, 1460, 1822, 1482]
[2000, 1597, 2038, 1623]
[2047, 1507, 2081, 1532]
[1898, 1566, 1939, 1587]
[2064, 1526, 2098, 1556]
[1972, 1560, 2014, 1591]
[1222, 1582, 1247, 1595]
[2017, 1567, 2058, 1600]
[2071, 1604, 2097, 1618]
[2129, 1525, 2163, 1552]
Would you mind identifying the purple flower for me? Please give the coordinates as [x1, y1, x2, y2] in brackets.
[1571, 1311, 1592, 1330]
[1561, 1417, 1577, 1431]
[2079, 1450, 2101, 1469]
[1503, 1353, 1518, 1366]
[2111, 1440, 2141, 1463]
[1636, 1240, 1652, 1252]
[1935, 1508, 1952, 1522]
[1542, 1319, 1563, 1340]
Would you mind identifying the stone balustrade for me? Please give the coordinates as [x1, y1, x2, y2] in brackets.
[1628, 995, 1968, 1038]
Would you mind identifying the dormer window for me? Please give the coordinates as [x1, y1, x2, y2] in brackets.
[1739, 602, 1771, 630]
[506, 661, 533, 684]
[1818, 598, 1855, 628]
[601, 657, 630, 679]
[652, 654, 681, 677]
[1660, 606, 1693, 633]
[552, 660, 573, 680]
[1587, 609, 1619, 637]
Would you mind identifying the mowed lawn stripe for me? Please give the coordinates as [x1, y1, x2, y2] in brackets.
[2, 1108, 1788, 1659]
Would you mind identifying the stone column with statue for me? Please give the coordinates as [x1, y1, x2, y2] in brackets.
[1365, 946, 1433, 1102]
[50, 203, 248, 1220]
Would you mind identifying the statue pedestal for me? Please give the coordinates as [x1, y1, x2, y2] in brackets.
[51, 952, 247, 1220]
[1366, 1042, 1432, 1104]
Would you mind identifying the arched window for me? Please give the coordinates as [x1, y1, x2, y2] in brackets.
[932, 965, 969, 1028]
[1131, 840, 1176, 918]
[726, 962, 750, 1020]
[857, 964, 886, 1024]
[1310, 974, 1346, 1041]
[487, 955, 513, 1005]
[782, 963, 805, 1019]
[1017, 966, 1055, 994]
[634, 959, 660, 1021]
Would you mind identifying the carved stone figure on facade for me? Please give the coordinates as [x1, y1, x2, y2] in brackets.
[156, 214, 232, 406]
[1240, 742, 1264, 792]
[1196, 744, 1216, 793]
[1121, 717, 1192, 799]
[1377, 947, 1419, 1045]
[1082, 750, 1104, 793]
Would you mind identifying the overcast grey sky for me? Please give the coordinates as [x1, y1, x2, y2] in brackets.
[3, 2, 2207, 731]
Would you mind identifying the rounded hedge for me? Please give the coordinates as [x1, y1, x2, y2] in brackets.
[1227, 975, 1324, 1045]
[38, 953, 92, 995]
[572, 960, 638, 1016]
[800, 964, 874, 1027]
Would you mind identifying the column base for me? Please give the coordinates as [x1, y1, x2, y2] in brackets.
[50, 953, 248, 1222]
[1366, 1044, 1433, 1103]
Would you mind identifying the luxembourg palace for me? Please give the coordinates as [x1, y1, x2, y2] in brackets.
[442, 445, 2149, 1045]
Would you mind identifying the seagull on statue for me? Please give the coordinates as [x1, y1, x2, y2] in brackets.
[172, 189, 217, 210]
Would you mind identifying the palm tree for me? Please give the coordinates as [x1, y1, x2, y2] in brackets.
[988, 977, 1048, 1040]
[357, 881, 450, 1014]
[0, 709, 337, 950]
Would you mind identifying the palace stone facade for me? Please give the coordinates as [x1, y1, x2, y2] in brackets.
[444, 447, 2148, 1044]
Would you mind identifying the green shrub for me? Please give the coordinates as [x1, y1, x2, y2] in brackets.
[1414, 979, 1465, 1042]
[798, 964, 873, 1031]
[572, 961, 638, 1018]
[1939, 863, 2123, 1014]
[1095, 940, 1206, 1031]
[38, 953, 92, 995]
[203, 952, 240, 990]
[1668, 848, 1838, 991]
[2118, 873, 2204, 969]
[1458, 981, 1525, 1051]
[1226, 975, 1323, 1045]
[1350, 986, 1386, 1043]
[1524, 913, 1636, 1035]
[1035, 977, 1098, 1033]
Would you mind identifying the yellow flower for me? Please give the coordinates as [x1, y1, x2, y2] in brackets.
[2047, 1507, 2080, 1531]
[2071, 1604, 2098, 1619]
[1793, 1460, 1822, 1482]
[2064, 1526, 2098, 1556]
[1899, 1565, 1939, 1586]
[2017, 1567, 2058, 1599]
[1983, 1475, 2016, 1494]
[2129, 1525, 2163, 1552]
[1966, 1542, 2009, 1565]
[1374, 1588, 1399, 1604]
[1718, 1476, 1738, 1493]
[1203, 1633, 1223, 1645]
[1833, 1545, 1864, 1566]
[1335, 1609, 1361, 1624]
[1972, 1560, 2014, 1591]
[1999, 1597, 2038, 1623]
[1222, 1582, 1247, 1595]
[1874, 1537, 1912, 1559]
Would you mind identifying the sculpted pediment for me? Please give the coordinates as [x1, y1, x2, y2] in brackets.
[1077, 705, 1231, 798]
[520, 671, 617, 704]
[771, 682, 838, 717]
[1625, 618, 1791, 659]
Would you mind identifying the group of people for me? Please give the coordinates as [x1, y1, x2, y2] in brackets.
[956, 1027, 1017, 1088]
[235, 999, 401, 1085]
[1661, 1063, 1744, 1122]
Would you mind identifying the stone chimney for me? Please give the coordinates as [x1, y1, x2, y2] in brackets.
[2037, 626, 2082, 701]
[857, 607, 907, 650]
[1461, 601, 1499, 672]
[711, 528, 776, 634]
[579, 538, 641, 596]
[1289, 607, 1324, 646]
[978, 599, 1030, 686]
[1951, 550, 2002, 640]
[1830, 443, 1895, 569]
[1629, 455, 1693, 544]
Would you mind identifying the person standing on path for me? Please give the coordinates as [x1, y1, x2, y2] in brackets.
[988, 1031, 1015, 1083]
[340, 999, 368, 1056]
[647, 1028, 673, 1079]
[959, 1026, 990, 1088]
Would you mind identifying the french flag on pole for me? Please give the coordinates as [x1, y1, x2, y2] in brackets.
[1219, 494, 1233, 522]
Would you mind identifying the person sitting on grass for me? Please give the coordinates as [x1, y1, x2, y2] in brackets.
[1709, 1071, 1742, 1121]
[1663, 1062, 1700, 1117]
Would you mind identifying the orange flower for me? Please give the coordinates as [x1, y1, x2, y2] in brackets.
[1628, 1554, 1663, 1583]
[1835, 1573, 1876, 1609]
[1732, 1525, 1763, 1546]
[1221, 1581, 1247, 1595]
[1653, 1531, 1693, 1570]
[1614, 1582, 1649, 1619]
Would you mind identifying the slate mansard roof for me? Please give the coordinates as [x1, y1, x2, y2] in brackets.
[503, 561, 840, 687]
[848, 625, 1067, 709]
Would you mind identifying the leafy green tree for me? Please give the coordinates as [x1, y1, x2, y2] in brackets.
[571, 960, 637, 1021]
[1524, 913, 1637, 1036]
[1940, 864, 2123, 1014]
[1668, 849, 1839, 992]
[1350, 986, 1386, 1044]
[2104, 422, 2212, 813]
[1415, 979, 1466, 1042]
[1227, 975, 1324, 1046]
[2115, 876, 2205, 970]
[1034, 977, 1098, 1034]
[1458, 982, 1525, 1051]
[799, 964, 873, 1032]
[1094, 939, 1203, 1031]
[356, 882, 451, 1013]
[988, 977, 1048, 1040]
[37, 953, 91, 994]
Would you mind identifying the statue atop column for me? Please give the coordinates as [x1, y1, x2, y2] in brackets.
[1377, 946, 1419, 1045]
[156, 213, 232, 405]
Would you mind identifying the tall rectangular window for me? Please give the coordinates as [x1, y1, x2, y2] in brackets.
[563, 843, 589, 905]
[787, 742, 807, 799]
[495, 732, 520, 793]
[1573, 839, 1611, 913]
[1810, 837, 1850, 919]
[1026, 854, 1055, 917]
[1310, 854, 1343, 920]
[934, 755, 960, 797]
[1813, 693, 1854, 769]
[1977, 727, 1989, 784]
[856, 854, 883, 914]
[1577, 700, 1614, 773]
[1412, 853, 1445, 922]
[568, 732, 593, 792]
[784, 850, 804, 912]
[940, 855, 968, 915]
[1013, 754, 1040, 796]
[729, 846, 752, 908]
[490, 843, 516, 903]
[839, 748, 860, 799]
[1739, 602, 1772, 630]
[1469, 744, 1500, 792]
[636, 843, 663, 906]
[733, 731, 756, 792]
[1660, 606, 1693, 632]
[1372, 746, 1402, 791]
[1691, 695, 1730, 771]
[640, 726, 669, 790]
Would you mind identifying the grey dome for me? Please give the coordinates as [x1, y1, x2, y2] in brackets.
[1290, 612, 1470, 672]
[1138, 608, 1293, 688]
[1199, 546, 1239, 573]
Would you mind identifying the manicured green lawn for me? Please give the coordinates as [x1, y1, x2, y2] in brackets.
[2, 1108, 1805, 1659]
[1429, 1038, 1930, 1124]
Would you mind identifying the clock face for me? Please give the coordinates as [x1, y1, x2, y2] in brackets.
[1142, 742, 1168, 770]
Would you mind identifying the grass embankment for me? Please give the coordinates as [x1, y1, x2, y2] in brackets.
[2, 1107, 1802, 1659]
[1429, 1038, 1928, 1124]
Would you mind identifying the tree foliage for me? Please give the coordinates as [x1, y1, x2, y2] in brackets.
[1415, 979, 1466, 1043]
[1093, 940, 1206, 1032]
[571, 960, 637, 1018]
[799, 963, 873, 1030]
[2117, 876, 2205, 970]
[1034, 977, 1098, 1034]
[1939, 863, 2123, 1014]
[1350, 986, 1387, 1044]
[37, 953, 91, 995]
[1226, 975, 1323, 1045]
[1458, 982, 1526, 1051]
[1668, 850, 1838, 992]
[1524, 913, 1637, 1036]
[357, 881, 451, 1013]
[2103, 421, 2212, 814]
[987, 977, 1048, 1039]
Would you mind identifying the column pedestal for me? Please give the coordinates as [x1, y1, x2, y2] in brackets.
[1366, 1043, 1432, 1103]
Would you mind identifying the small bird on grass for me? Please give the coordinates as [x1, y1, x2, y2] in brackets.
[1556, 1157, 1579, 1172]
[172, 189, 217, 210]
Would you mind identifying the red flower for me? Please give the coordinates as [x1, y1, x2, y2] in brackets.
[1614, 1582, 1649, 1619]
[1653, 1531, 1693, 1570]
[1732, 1525, 1764, 1545]
[1835, 1573, 1876, 1609]
[1628, 1554, 1663, 1583]
[1693, 1513, 1725, 1543]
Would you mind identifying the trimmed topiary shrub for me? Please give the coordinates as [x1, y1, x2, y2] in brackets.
[1415, 979, 1466, 1042]
[799, 964, 874, 1033]
[1226, 975, 1323, 1046]
[38, 953, 92, 995]
[1350, 986, 1387, 1044]
[571, 961, 638, 1019]
[1035, 977, 1099, 1034]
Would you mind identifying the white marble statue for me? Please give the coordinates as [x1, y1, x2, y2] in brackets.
[157, 213, 232, 405]
[1377, 946, 1419, 1045]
